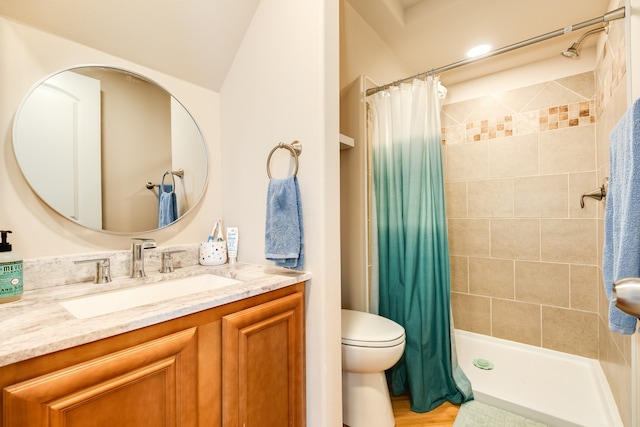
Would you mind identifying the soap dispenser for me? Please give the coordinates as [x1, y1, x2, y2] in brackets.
[0, 230, 23, 303]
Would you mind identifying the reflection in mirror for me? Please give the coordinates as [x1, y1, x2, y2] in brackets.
[12, 66, 208, 233]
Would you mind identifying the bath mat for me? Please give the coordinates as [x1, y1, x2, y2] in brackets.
[453, 401, 548, 427]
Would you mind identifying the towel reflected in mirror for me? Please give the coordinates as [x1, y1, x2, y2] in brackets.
[158, 184, 178, 228]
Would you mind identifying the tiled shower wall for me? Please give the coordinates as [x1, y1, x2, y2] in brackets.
[443, 72, 602, 359]
[593, 9, 632, 425]
[443, 11, 631, 421]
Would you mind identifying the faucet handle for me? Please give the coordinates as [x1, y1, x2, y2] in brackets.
[131, 237, 156, 249]
[160, 250, 186, 273]
[74, 258, 111, 284]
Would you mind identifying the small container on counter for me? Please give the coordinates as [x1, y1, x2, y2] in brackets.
[199, 241, 227, 266]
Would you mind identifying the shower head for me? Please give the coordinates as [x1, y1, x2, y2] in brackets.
[561, 43, 580, 58]
[561, 25, 609, 59]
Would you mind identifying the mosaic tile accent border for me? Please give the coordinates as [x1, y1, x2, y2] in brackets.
[442, 99, 596, 145]
[539, 100, 596, 131]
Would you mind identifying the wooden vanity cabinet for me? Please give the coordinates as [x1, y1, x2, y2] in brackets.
[222, 291, 305, 427]
[0, 283, 305, 427]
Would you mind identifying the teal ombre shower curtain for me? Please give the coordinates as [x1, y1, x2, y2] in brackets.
[369, 77, 472, 412]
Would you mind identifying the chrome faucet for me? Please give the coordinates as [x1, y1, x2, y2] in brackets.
[130, 238, 156, 278]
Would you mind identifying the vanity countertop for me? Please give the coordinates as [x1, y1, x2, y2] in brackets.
[0, 263, 310, 368]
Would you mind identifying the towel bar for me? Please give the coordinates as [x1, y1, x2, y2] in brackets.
[266, 141, 302, 179]
[580, 177, 608, 209]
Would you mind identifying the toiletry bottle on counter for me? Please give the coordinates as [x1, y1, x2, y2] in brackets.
[0, 230, 23, 303]
[227, 227, 238, 265]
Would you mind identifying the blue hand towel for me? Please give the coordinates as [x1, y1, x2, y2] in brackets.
[158, 184, 178, 228]
[265, 176, 304, 270]
[603, 97, 640, 334]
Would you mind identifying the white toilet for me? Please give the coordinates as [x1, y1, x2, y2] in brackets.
[341, 309, 406, 427]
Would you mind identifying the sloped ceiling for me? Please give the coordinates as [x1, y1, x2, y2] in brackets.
[0, 1, 619, 91]
[0, 0, 260, 92]
[347, 0, 616, 85]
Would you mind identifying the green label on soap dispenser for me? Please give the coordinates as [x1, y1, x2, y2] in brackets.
[0, 262, 23, 298]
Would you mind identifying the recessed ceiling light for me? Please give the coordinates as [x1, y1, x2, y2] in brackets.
[466, 44, 492, 58]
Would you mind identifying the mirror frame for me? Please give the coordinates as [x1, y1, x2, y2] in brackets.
[12, 65, 209, 234]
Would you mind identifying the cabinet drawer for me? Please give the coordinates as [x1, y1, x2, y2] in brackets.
[3, 328, 198, 427]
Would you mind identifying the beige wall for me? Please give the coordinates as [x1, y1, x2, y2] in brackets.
[97, 71, 172, 231]
[340, 76, 369, 311]
[220, 0, 342, 425]
[340, 0, 409, 91]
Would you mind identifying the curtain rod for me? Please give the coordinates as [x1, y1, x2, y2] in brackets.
[365, 6, 626, 97]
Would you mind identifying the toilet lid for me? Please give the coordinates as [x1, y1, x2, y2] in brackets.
[341, 309, 405, 348]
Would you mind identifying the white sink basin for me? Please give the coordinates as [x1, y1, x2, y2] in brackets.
[60, 274, 242, 319]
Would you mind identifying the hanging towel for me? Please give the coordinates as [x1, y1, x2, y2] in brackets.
[603, 97, 640, 334]
[265, 176, 304, 270]
[158, 184, 178, 228]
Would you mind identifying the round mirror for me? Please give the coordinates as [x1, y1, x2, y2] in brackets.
[12, 66, 208, 233]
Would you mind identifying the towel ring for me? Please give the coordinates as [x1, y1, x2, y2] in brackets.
[161, 170, 176, 193]
[266, 141, 302, 179]
[146, 169, 184, 190]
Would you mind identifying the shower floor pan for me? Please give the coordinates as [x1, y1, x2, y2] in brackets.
[454, 330, 623, 427]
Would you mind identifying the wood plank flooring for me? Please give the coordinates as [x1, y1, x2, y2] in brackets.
[392, 394, 459, 427]
[343, 393, 459, 427]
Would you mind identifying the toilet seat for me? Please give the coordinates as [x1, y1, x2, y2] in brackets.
[341, 309, 405, 348]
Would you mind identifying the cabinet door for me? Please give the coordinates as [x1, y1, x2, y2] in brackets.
[3, 328, 198, 427]
[222, 291, 305, 427]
